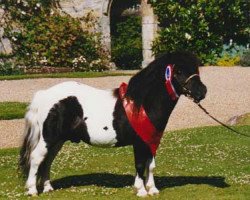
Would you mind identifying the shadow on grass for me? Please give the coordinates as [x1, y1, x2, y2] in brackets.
[52, 173, 230, 190]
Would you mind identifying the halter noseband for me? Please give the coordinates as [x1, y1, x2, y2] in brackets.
[184, 74, 199, 85]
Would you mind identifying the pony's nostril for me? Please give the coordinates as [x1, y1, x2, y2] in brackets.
[204, 87, 207, 95]
[200, 92, 207, 100]
[199, 85, 207, 99]
[200, 94, 205, 100]
[194, 90, 206, 102]
[202, 84, 207, 93]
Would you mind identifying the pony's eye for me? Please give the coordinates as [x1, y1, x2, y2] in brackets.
[176, 70, 182, 75]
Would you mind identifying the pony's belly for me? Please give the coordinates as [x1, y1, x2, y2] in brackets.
[88, 131, 117, 147]
[77, 88, 118, 147]
[85, 119, 118, 147]
[86, 112, 117, 147]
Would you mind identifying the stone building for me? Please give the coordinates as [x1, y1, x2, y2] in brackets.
[0, 8, 12, 55]
[59, 0, 158, 68]
[0, 0, 158, 68]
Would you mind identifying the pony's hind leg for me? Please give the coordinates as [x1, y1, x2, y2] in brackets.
[39, 141, 64, 193]
[145, 157, 159, 196]
[26, 138, 48, 196]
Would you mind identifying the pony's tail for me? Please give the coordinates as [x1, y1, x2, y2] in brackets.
[19, 94, 42, 178]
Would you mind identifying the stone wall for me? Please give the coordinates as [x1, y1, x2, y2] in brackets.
[141, 0, 158, 68]
[59, 0, 103, 18]
[0, 8, 12, 55]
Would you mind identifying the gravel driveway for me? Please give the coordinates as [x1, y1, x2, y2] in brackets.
[0, 67, 249, 148]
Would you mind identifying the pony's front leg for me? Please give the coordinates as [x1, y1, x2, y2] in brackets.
[145, 157, 159, 196]
[133, 138, 152, 197]
[134, 173, 147, 197]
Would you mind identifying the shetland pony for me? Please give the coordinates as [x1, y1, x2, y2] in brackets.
[19, 51, 207, 197]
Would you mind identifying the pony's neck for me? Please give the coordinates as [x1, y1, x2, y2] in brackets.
[140, 82, 179, 132]
[125, 62, 180, 131]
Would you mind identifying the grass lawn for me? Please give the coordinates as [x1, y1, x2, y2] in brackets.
[0, 102, 28, 120]
[0, 71, 134, 81]
[0, 126, 249, 199]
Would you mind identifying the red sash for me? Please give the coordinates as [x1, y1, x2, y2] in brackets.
[119, 82, 163, 156]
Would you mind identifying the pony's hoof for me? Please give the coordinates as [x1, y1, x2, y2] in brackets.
[26, 188, 38, 196]
[43, 184, 54, 193]
[136, 189, 148, 197]
[148, 187, 159, 196]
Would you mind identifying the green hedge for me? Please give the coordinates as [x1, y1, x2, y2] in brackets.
[11, 13, 102, 67]
[150, 0, 249, 65]
[2, 1, 111, 71]
[111, 16, 142, 69]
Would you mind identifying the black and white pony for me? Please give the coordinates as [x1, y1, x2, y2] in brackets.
[19, 51, 207, 197]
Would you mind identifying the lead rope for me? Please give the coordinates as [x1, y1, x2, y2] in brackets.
[175, 71, 248, 137]
[197, 103, 250, 137]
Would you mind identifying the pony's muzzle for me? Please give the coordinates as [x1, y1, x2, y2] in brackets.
[194, 85, 207, 103]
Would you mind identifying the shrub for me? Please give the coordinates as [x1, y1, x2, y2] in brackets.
[8, 13, 111, 71]
[2, 2, 112, 72]
[216, 56, 240, 67]
[239, 49, 250, 67]
[72, 56, 112, 72]
[149, 0, 249, 65]
[0, 62, 23, 75]
[111, 16, 142, 69]
[215, 42, 247, 66]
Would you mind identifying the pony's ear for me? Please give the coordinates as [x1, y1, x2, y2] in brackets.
[197, 57, 202, 67]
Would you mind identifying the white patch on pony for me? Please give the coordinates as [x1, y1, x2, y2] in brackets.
[25, 102, 41, 150]
[26, 137, 47, 196]
[43, 180, 54, 193]
[134, 174, 148, 197]
[146, 158, 159, 196]
[30, 81, 118, 147]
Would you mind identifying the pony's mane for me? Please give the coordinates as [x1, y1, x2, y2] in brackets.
[124, 51, 200, 108]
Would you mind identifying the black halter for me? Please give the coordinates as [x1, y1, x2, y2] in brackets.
[182, 73, 199, 98]
[166, 64, 199, 100]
